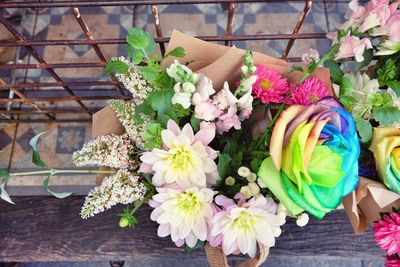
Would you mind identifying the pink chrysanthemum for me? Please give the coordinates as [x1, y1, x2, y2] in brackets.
[289, 77, 329, 106]
[386, 254, 400, 267]
[252, 64, 290, 104]
[373, 212, 400, 256]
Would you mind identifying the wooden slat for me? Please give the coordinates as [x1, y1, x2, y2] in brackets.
[0, 196, 384, 262]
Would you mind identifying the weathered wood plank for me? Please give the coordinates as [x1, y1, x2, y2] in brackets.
[0, 196, 385, 262]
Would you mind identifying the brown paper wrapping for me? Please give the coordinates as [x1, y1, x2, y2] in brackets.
[205, 243, 269, 267]
[92, 30, 289, 145]
[342, 177, 400, 234]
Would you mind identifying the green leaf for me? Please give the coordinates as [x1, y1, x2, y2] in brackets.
[29, 132, 48, 168]
[231, 151, 243, 171]
[146, 87, 174, 114]
[43, 175, 73, 199]
[140, 66, 160, 83]
[0, 169, 10, 184]
[386, 81, 400, 97]
[190, 115, 201, 132]
[373, 106, 400, 125]
[355, 118, 373, 143]
[339, 95, 357, 111]
[355, 49, 373, 71]
[217, 153, 232, 180]
[141, 123, 163, 149]
[104, 60, 129, 75]
[164, 47, 186, 59]
[126, 28, 149, 50]
[339, 76, 353, 97]
[291, 66, 304, 72]
[126, 44, 143, 64]
[184, 240, 205, 254]
[324, 60, 343, 84]
[0, 183, 14, 204]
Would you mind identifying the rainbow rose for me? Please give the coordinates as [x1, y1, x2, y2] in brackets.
[258, 97, 360, 219]
[369, 127, 400, 193]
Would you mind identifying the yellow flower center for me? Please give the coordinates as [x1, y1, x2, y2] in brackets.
[309, 95, 319, 103]
[178, 192, 200, 214]
[170, 145, 193, 171]
[232, 211, 256, 230]
[260, 79, 272, 90]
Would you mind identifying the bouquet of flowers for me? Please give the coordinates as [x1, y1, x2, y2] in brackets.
[67, 28, 362, 265]
[1, 1, 398, 264]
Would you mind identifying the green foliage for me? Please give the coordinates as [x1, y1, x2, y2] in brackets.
[127, 45, 143, 64]
[373, 106, 400, 125]
[377, 59, 398, 86]
[184, 240, 205, 254]
[0, 169, 10, 184]
[141, 123, 163, 149]
[386, 81, 400, 97]
[146, 87, 174, 114]
[29, 132, 48, 168]
[43, 174, 74, 198]
[355, 118, 373, 143]
[104, 60, 129, 75]
[140, 66, 159, 83]
[367, 92, 393, 107]
[126, 28, 156, 56]
[164, 47, 186, 59]
[217, 153, 232, 183]
[190, 115, 201, 132]
[355, 49, 373, 72]
[324, 60, 343, 84]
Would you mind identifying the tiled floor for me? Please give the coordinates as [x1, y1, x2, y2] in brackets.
[0, 2, 348, 196]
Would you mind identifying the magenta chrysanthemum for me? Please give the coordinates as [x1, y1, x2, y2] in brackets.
[373, 212, 400, 256]
[386, 254, 400, 267]
[290, 77, 329, 106]
[252, 64, 290, 104]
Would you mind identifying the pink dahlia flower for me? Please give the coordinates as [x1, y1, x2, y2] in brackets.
[252, 64, 290, 105]
[373, 212, 400, 256]
[289, 77, 329, 106]
[209, 194, 285, 257]
[139, 120, 219, 189]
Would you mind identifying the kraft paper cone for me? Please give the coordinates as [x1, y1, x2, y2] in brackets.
[342, 177, 400, 234]
[164, 30, 288, 89]
[92, 106, 125, 185]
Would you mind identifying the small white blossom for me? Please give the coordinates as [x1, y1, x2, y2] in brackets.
[225, 176, 236, 186]
[296, 213, 310, 227]
[238, 166, 251, 177]
[81, 169, 147, 219]
[73, 133, 137, 169]
[248, 182, 260, 196]
[240, 186, 253, 199]
[246, 172, 257, 183]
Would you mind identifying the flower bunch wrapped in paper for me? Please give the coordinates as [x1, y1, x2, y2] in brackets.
[66, 25, 367, 265]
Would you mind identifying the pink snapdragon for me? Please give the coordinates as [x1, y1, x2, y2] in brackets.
[335, 35, 373, 62]
[341, 0, 366, 30]
[360, 0, 394, 32]
[373, 212, 400, 256]
[251, 64, 290, 105]
[215, 104, 241, 134]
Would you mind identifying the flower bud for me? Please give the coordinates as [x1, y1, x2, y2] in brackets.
[119, 217, 130, 228]
[225, 176, 236, 186]
[296, 213, 309, 227]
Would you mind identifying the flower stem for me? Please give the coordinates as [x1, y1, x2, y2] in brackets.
[10, 169, 117, 177]
[255, 103, 285, 149]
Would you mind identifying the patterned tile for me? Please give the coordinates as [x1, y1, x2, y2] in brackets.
[56, 126, 85, 154]
[0, 123, 17, 169]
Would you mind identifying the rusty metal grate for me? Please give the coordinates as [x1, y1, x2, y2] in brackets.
[0, 0, 334, 123]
